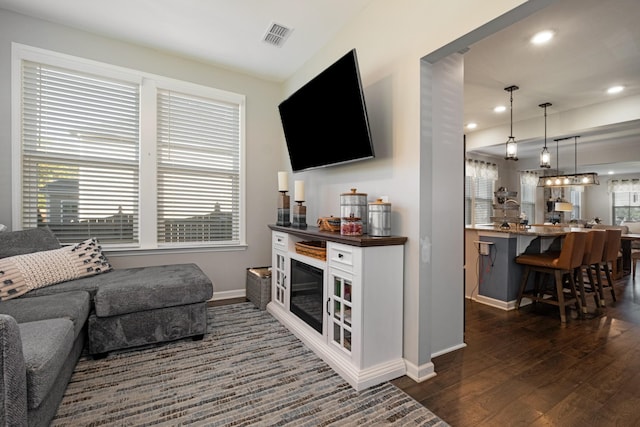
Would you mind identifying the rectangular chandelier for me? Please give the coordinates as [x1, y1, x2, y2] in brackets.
[537, 172, 600, 187]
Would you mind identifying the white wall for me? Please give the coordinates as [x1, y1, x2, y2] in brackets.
[0, 9, 284, 298]
[280, 0, 532, 379]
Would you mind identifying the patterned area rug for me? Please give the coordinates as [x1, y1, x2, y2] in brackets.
[52, 303, 448, 426]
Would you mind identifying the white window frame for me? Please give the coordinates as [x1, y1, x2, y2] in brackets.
[11, 43, 246, 253]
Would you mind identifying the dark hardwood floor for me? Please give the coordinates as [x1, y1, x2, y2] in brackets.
[392, 273, 640, 426]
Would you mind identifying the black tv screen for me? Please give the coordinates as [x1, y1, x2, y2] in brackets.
[278, 49, 375, 172]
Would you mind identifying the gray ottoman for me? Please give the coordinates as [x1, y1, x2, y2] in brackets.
[87, 263, 213, 357]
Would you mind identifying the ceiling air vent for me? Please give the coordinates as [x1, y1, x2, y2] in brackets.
[262, 22, 292, 47]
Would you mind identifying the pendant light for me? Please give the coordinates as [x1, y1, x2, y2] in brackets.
[504, 85, 519, 161]
[537, 135, 600, 187]
[539, 102, 551, 168]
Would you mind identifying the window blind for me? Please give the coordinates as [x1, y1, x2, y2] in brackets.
[568, 188, 582, 220]
[21, 61, 140, 244]
[156, 90, 240, 244]
[520, 171, 538, 223]
[465, 176, 494, 226]
[465, 160, 498, 226]
[613, 191, 640, 224]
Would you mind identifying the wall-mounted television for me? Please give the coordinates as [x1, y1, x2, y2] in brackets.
[278, 49, 375, 172]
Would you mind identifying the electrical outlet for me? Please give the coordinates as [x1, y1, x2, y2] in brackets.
[474, 240, 493, 256]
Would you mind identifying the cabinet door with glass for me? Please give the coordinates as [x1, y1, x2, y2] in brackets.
[327, 269, 353, 356]
[272, 249, 289, 308]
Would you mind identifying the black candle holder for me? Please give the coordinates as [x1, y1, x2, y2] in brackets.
[292, 201, 307, 229]
[276, 191, 291, 226]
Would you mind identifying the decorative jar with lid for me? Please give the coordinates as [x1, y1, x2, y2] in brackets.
[340, 214, 363, 236]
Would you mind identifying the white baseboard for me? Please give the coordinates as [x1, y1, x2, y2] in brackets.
[211, 289, 245, 301]
[404, 359, 436, 383]
[467, 294, 531, 311]
[431, 342, 467, 358]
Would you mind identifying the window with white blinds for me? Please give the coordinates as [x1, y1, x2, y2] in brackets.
[568, 188, 582, 220]
[465, 160, 498, 226]
[610, 179, 640, 224]
[465, 176, 494, 226]
[520, 171, 538, 223]
[157, 90, 240, 243]
[21, 61, 140, 244]
[15, 45, 245, 249]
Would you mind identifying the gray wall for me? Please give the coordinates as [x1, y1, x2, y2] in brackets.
[0, 9, 284, 297]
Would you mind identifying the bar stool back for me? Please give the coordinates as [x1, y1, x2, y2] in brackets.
[515, 231, 587, 323]
[576, 229, 606, 311]
[597, 228, 622, 305]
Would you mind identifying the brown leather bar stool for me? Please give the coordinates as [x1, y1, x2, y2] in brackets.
[596, 228, 622, 306]
[575, 229, 606, 311]
[515, 231, 587, 323]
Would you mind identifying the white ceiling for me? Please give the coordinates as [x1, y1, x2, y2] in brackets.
[0, 0, 374, 82]
[1, 0, 638, 169]
[462, 0, 640, 174]
[463, 0, 640, 133]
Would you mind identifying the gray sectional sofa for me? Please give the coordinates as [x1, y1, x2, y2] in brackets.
[0, 227, 213, 426]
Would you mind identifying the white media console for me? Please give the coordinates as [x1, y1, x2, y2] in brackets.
[267, 225, 407, 391]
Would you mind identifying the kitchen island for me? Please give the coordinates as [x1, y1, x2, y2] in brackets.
[464, 225, 581, 310]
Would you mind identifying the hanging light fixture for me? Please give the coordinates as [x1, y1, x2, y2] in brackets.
[504, 85, 519, 161]
[537, 135, 600, 187]
[539, 102, 552, 168]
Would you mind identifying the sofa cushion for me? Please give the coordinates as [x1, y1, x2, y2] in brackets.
[93, 263, 213, 317]
[0, 291, 90, 338]
[0, 227, 61, 259]
[0, 238, 111, 301]
[18, 318, 74, 410]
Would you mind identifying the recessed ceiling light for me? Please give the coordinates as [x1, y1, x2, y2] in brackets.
[531, 30, 554, 45]
[607, 85, 624, 94]
[608, 171, 614, 175]
[466, 122, 477, 129]
[494, 105, 506, 113]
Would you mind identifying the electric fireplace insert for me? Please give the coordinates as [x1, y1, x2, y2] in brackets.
[289, 258, 324, 333]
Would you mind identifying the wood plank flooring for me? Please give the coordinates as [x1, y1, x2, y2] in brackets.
[392, 273, 640, 426]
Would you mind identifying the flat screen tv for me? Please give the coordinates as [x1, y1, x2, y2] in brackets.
[278, 49, 374, 172]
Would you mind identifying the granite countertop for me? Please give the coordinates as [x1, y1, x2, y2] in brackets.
[466, 224, 584, 237]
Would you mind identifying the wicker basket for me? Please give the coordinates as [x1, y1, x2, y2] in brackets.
[295, 241, 327, 260]
[246, 267, 272, 310]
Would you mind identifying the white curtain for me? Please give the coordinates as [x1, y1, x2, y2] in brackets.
[520, 171, 539, 186]
[608, 178, 640, 193]
[465, 159, 499, 180]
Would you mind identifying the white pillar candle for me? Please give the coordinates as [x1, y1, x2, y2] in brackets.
[294, 180, 305, 202]
[277, 171, 288, 192]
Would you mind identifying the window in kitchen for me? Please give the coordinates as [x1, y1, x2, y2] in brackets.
[568, 187, 582, 220]
[13, 44, 245, 250]
[465, 160, 498, 226]
[519, 171, 538, 223]
[610, 179, 640, 224]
